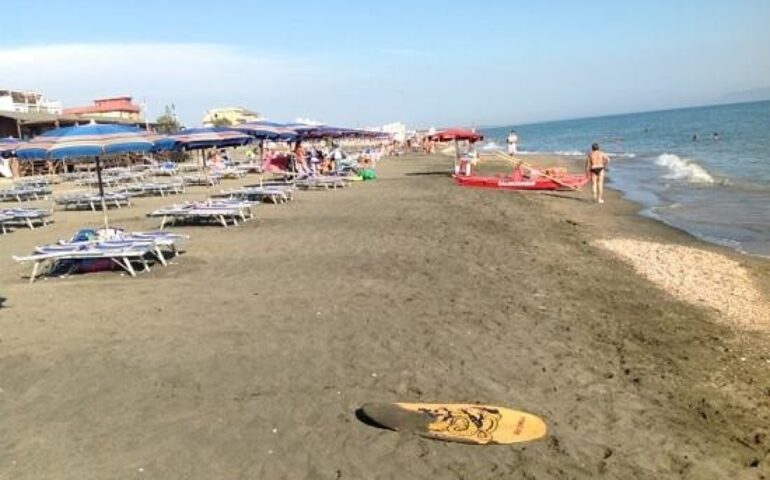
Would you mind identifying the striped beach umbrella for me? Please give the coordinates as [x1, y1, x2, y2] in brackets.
[16, 123, 166, 227]
[232, 121, 298, 141]
[168, 127, 253, 150]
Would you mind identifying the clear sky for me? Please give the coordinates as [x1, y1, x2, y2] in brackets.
[1, 0, 768, 127]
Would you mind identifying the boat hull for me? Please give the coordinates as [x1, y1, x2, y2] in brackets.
[454, 174, 588, 191]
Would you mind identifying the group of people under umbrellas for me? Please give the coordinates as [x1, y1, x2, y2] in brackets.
[2, 120, 387, 227]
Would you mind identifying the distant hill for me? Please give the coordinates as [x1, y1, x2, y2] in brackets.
[716, 87, 770, 105]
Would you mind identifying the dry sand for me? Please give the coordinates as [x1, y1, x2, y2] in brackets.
[1, 153, 769, 479]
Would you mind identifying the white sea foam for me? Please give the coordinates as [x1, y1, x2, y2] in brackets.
[480, 141, 503, 151]
[655, 153, 715, 184]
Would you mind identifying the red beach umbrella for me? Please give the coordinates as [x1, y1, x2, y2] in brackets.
[429, 128, 484, 143]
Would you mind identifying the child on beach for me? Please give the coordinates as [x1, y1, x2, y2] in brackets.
[586, 143, 610, 204]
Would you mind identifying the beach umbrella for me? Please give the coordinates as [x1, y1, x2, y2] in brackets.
[428, 128, 484, 143]
[0, 137, 20, 157]
[232, 121, 298, 141]
[16, 123, 163, 227]
[168, 127, 253, 150]
[428, 128, 484, 172]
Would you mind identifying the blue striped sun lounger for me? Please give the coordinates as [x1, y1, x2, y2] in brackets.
[55, 192, 132, 211]
[0, 208, 51, 233]
[13, 230, 187, 283]
[0, 186, 51, 202]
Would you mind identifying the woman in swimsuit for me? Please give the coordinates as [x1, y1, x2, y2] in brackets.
[586, 143, 610, 204]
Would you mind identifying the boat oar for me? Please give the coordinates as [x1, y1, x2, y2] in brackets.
[492, 151, 584, 192]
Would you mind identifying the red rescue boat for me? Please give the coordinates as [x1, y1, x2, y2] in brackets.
[454, 165, 589, 191]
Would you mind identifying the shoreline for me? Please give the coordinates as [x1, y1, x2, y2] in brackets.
[474, 153, 770, 328]
[1, 153, 768, 479]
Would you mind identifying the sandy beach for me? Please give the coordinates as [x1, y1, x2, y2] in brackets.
[1, 153, 769, 479]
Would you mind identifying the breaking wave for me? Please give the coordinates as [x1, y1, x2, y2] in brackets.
[479, 141, 503, 151]
[655, 153, 715, 184]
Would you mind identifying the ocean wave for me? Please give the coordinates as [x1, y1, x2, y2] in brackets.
[479, 141, 503, 151]
[655, 153, 715, 184]
[517, 150, 584, 156]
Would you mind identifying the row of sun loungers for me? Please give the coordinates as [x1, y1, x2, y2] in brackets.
[148, 200, 256, 229]
[13, 229, 187, 283]
[0, 208, 51, 233]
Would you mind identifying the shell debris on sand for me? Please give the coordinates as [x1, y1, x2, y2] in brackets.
[595, 238, 769, 330]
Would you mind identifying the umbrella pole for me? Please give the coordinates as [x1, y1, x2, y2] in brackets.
[454, 139, 460, 174]
[95, 155, 109, 229]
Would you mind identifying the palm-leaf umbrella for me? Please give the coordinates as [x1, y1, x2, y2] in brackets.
[16, 123, 166, 228]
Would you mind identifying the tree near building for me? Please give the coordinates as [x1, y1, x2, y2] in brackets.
[155, 104, 181, 134]
[209, 115, 233, 127]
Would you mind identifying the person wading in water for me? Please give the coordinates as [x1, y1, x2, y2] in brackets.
[586, 143, 610, 204]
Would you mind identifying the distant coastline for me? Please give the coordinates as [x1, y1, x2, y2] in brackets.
[478, 98, 770, 131]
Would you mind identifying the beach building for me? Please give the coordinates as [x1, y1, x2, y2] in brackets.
[0, 89, 63, 114]
[0, 91, 152, 139]
[202, 107, 262, 126]
[63, 96, 142, 121]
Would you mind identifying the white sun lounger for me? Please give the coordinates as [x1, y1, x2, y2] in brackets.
[124, 181, 185, 197]
[148, 200, 255, 229]
[183, 174, 222, 186]
[14, 231, 187, 282]
[55, 192, 132, 211]
[0, 208, 51, 232]
[0, 186, 52, 202]
[294, 175, 348, 190]
[215, 185, 294, 204]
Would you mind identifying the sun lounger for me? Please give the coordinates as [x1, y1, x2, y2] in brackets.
[148, 200, 255, 228]
[13, 229, 187, 283]
[0, 186, 52, 202]
[0, 213, 13, 234]
[55, 192, 132, 211]
[124, 180, 185, 197]
[214, 185, 294, 204]
[183, 174, 221, 186]
[214, 167, 248, 180]
[294, 175, 348, 190]
[0, 208, 51, 232]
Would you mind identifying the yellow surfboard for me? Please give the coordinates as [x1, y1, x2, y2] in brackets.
[360, 403, 547, 445]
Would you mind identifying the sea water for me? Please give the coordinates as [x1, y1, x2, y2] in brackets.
[481, 101, 770, 257]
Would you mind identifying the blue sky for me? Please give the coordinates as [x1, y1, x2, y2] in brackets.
[1, 0, 768, 127]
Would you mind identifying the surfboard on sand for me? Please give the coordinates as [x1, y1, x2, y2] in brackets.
[360, 403, 547, 445]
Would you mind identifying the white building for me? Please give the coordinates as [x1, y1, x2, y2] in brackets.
[0, 89, 63, 114]
[369, 122, 407, 142]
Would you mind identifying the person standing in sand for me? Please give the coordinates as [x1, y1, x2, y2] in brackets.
[506, 130, 519, 154]
[586, 143, 610, 204]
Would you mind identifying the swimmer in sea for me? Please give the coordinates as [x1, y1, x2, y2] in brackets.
[585, 142, 610, 204]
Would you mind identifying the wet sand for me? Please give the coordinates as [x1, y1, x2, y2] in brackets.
[1, 153, 769, 479]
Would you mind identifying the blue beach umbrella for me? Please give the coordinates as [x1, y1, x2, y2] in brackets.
[232, 121, 298, 141]
[16, 123, 166, 227]
[168, 127, 253, 150]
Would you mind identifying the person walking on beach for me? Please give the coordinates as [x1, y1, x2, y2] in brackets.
[586, 143, 610, 204]
[507, 130, 519, 154]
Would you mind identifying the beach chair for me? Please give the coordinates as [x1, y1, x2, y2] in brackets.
[55, 192, 132, 211]
[148, 200, 255, 229]
[13, 228, 187, 282]
[0, 208, 52, 231]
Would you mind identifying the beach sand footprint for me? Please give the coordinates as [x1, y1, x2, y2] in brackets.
[595, 238, 769, 331]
